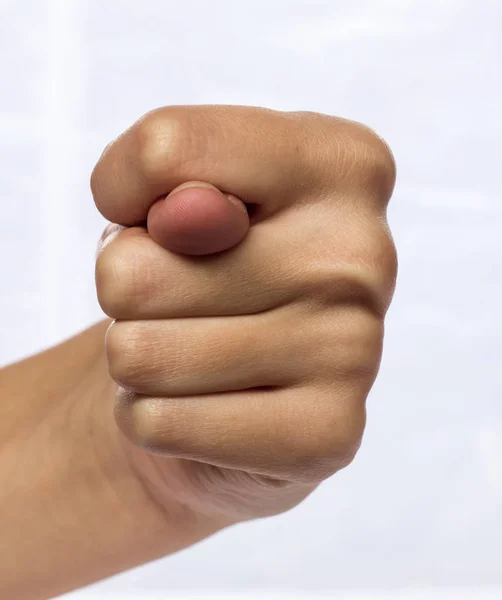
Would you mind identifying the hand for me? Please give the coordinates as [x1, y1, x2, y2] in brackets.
[93, 105, 397, 522]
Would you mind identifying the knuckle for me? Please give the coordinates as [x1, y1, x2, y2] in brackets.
[372, 221, 399, 296]
[95, 246, 125, 318]
[119, 394, 185, 454]
[351, 124, 397, 199]
[312, 307, 383, 384]
[114, 389, 166, 449]
[320, 404, 366, 468]
[338, 309, 384, 378]
[351, 220, 398, 299]
[105, 321, 147, 389]
[301, 219, 398, 316]
[95, 233, 155, 319]
[134, 108, 187, 182]
[302, 259, 387, 320]
[89, 164, 101, 206]
[127, 396, 165, 448]
[295, 113, 396, 202]
[95, 246, 132, 318]
[89, 155, 107, 210]
[291, 399, 366, 482]
[90, 142, 120, 221]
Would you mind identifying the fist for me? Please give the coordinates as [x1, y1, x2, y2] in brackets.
[93, 105, 397, 521]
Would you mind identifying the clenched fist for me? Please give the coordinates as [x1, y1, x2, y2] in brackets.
[93, 105, 397, 522]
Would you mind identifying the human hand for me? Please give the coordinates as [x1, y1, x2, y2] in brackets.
[93, 105, 397, 522]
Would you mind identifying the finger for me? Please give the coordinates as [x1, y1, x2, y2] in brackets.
[105, 305, 381, 397]
[95, 221, 295, 320]
[91, 105, 303, 226]
[104, 310, 313, 397]
[114, 382, 367, 484]
[91, 105, 394, 227]
[95, 212, 394, 320]
[147, 181, 249, 255]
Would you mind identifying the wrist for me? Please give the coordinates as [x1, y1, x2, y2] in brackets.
[60, 320, 225, 587]
[0, 320, 222, 599]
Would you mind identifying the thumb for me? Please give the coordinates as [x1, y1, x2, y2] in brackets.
[146, 181, 250, 255]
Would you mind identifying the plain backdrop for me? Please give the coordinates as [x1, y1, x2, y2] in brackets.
[1, 0, 501, 598]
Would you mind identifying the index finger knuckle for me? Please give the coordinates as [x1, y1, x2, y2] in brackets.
[133, 108, 199, 184]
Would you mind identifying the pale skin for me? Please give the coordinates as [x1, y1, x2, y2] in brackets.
[0, 105, 397, 599]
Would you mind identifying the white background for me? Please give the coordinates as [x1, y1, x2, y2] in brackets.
[1, 1, 501, 598]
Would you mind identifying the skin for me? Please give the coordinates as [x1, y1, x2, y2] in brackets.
[0, 105, 397, 599]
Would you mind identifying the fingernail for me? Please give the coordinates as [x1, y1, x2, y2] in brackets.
[168, 181, 221, 196]
[226, 193, 248, 214]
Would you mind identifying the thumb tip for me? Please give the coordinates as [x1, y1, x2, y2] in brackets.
[147, 183, 250, 255]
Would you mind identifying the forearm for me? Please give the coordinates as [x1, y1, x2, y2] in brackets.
[0, 320, 223, 600]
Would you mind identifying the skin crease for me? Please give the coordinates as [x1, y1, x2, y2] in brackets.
[0, 105, 397, 600]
